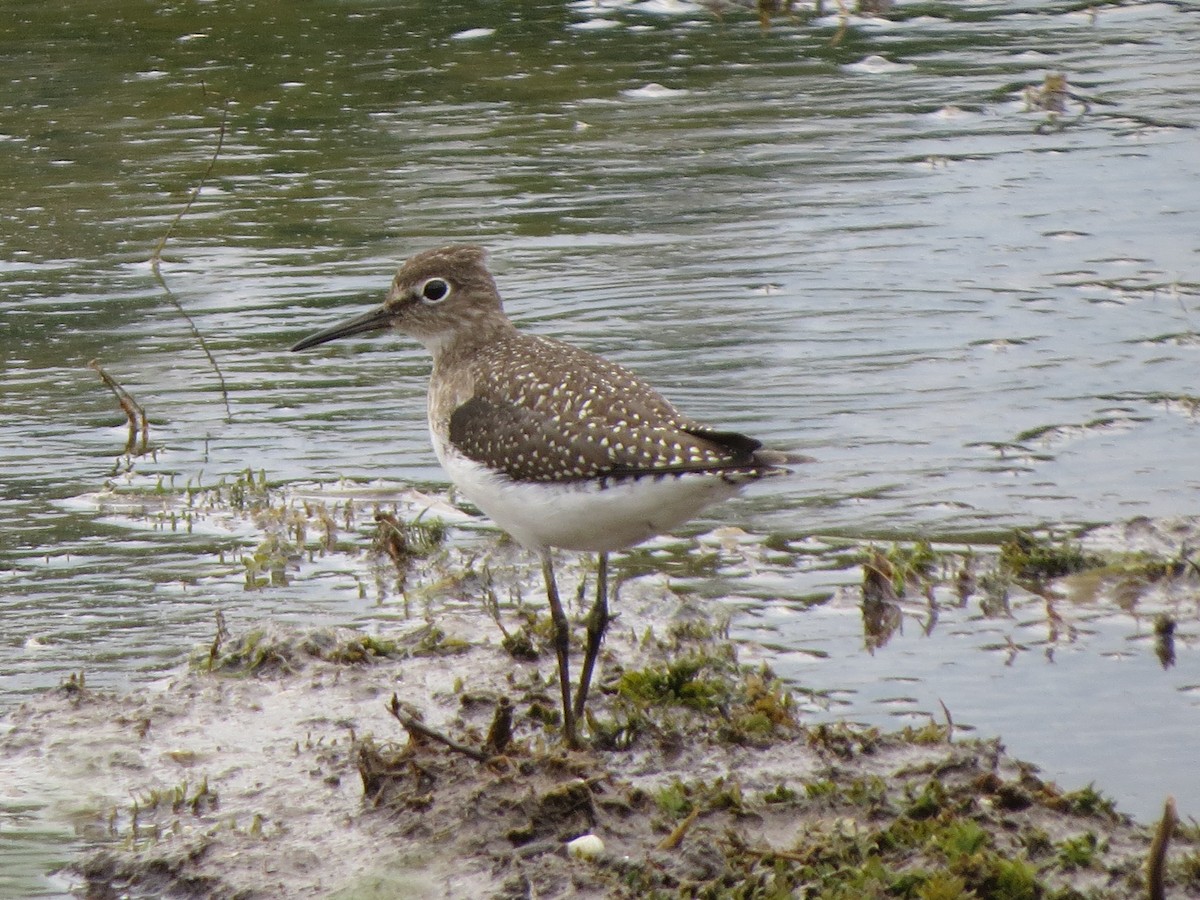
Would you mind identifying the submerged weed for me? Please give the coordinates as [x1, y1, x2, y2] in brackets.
[242, 532, 298, 589]
[116, 777, 219, 847]
[999, 530, 1101, 583]
[371, 510, 447, 571]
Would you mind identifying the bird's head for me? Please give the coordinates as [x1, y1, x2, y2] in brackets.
[290, 244, 507, 357]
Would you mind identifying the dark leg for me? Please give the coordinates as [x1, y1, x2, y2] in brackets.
[573, 552, 609, 721]
[541, 552, 578, 749]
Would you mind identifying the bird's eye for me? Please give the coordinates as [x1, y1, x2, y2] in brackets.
[420, 278, 451, 303]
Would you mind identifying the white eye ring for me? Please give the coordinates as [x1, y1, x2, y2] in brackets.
[420, 278, 451, 303]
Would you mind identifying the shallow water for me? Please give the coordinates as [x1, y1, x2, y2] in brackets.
[2, 0, 1198, 893]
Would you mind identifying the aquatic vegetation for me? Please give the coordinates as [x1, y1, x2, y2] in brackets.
[201, 627, 299, 674]
[1049, 783, 1120, 820]
[195, 622, 470, 676]
[48, 471, 1200, 897]
[1056, 830, 1103, 870]
[242, 531, 297, 589]
[369, 509, 448, 593]
[1022, 71, 1091, 132]
[666, 616, 731, 646]
[999, 530, 1102, 584]
[57, 670, 88, 697]
[36, 601, 1200, 898]
[617, 655, 732, 712]
[865, 539, 937, 598]
[762, 782, 798, 804]
[98, 777, 220, 850]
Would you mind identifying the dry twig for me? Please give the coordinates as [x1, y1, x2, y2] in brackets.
[387, 693, 491, 763]
[89, 359, 150, 456]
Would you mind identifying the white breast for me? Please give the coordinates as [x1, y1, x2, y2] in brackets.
[431, 430, 749, 553]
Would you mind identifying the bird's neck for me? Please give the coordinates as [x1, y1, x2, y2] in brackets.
[425, 312, 518, 369]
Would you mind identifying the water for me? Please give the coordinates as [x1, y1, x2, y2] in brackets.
[2, 0, 1198, 893]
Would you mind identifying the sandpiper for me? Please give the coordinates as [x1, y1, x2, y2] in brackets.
[292, 245, 802, 747]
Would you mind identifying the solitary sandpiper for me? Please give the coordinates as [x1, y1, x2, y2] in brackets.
[292, 245, 802, 747]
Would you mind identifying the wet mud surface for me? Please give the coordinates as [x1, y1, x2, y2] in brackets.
[5, 567, 1197, 898]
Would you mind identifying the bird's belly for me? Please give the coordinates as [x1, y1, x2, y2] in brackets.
[434, 444, 746, 553]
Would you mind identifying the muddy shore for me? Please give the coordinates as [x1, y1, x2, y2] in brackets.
[3, 573, 1196, 896]
[3, 483, 1198, 897]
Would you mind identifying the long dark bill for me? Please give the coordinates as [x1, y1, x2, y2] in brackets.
[290, 305, 394, 352]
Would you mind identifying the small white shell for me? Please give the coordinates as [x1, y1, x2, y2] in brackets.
[566, 833, 605, 860]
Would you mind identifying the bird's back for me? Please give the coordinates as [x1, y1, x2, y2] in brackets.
[439, 331, 776, 485]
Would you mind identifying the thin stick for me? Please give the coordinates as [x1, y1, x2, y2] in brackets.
[150, 90, 228, 270]
[657, 805, 701, 851]
[938, 698, 955, 743]
[149, 89, 232, 423]
[89, 359, 149, 455]
[387, 694, 490, 763]
[1147, 796, 1177, 900]
[740, 844, 813, 864]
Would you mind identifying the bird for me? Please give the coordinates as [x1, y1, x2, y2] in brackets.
[291, 245, 804, 748]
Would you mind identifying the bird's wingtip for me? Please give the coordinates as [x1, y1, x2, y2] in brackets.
[754, 449, 817, 468]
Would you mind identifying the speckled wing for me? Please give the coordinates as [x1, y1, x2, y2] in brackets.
[447, 334, 771, 484]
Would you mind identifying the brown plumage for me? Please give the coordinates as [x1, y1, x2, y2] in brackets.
[291, 244, 805, 748]
[448, 332, 770, 483]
